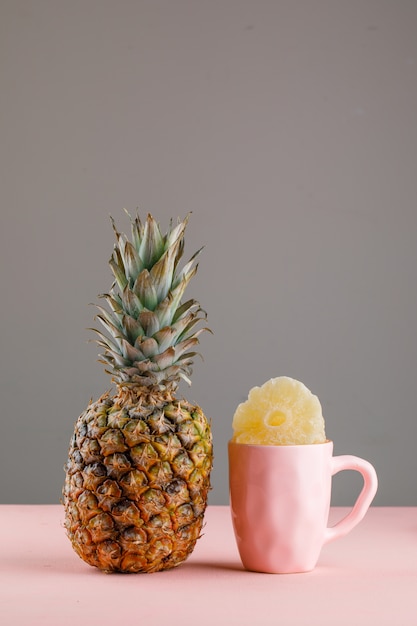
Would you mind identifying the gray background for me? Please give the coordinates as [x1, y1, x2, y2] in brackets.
[1, 0, 416, 506]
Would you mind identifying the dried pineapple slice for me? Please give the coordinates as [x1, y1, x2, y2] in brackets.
[232, 376, 326, 446]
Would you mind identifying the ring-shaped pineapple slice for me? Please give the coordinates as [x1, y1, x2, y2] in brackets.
[232, 376, 326, 446]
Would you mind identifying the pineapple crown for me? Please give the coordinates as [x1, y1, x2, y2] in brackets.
[93, 211, 209, 392]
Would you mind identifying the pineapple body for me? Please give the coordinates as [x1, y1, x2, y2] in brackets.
[63, 213, 212, 573]
[64, 391, 212, 573]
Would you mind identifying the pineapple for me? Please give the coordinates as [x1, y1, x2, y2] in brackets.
[63, 212, 213, 573]
[232, 376, 326, 446]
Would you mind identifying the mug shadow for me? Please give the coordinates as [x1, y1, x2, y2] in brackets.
[184, 560, 333, 576]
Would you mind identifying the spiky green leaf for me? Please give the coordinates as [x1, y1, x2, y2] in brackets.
[109, 254, 128, 292]
[134, 270, 158, 311]
[122, 315, 144, 343]
[139, 337, 159, 358]
[139, 214, 165, 268]
[123, 241, 142, 283]
[138, 310, 160, 337]
[121, 285, 143, 318]
[121, 339, 146, 363]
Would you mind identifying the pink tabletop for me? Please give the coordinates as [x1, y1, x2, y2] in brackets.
[0, 505, 416, 625]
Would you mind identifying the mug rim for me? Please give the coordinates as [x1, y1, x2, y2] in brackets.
[228, 439, 332, 449]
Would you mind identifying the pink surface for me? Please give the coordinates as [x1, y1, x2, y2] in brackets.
[0, 505, 416, 626]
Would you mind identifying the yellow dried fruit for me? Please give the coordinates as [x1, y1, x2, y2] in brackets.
[232, 376, 326, 445]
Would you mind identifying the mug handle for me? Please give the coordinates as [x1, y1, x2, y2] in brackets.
[324, 455, 378, 544]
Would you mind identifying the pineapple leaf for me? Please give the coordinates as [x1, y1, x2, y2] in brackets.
[98, 293, 124, 322]
[123, 241, 142, 283]
[153, 347, 176, 370]
[165, 214, 189, 250]
[99, 347, 130, 368]
[93, 211, 210, 388]
[139, 214, 165, 269]
[121, 338, 146, 363]
[153, 326, 176, 352]
[95, 314, 126, 347]
[171, 299, 200, 322]
[134, 359, 160, 372]
[172, 246, 202, 287]
[155, 272, 196, 329]
[110, 215, 123, 247]
[154, 294, 175, 328]
[174, 337, 199, 360]
[89, 328, 121, 355]
[134, 270, 158, 311]
[149, 238, 182, 302]
[138, 310, 160, 336]
[122, 315, 144, 343]
[94, 304, 123, 332]
[177, 371, 192, 386]
[140, 337, 159, 358]
[174, 315, 208, 343]
[170, 266, 198, 320]
[109, 254, 128, 292]
[121, 285, 143, 318]
[129, 212, 142, 251]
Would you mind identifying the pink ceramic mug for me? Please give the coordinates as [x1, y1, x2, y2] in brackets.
[228, 440, 378, 573]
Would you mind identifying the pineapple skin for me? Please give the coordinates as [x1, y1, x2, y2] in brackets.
[63, 390, 212, 573]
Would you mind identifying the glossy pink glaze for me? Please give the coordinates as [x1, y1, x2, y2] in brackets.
[228, 440, 378, 573]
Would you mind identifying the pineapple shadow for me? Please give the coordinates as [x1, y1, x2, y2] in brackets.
[182, 560, 245, 574]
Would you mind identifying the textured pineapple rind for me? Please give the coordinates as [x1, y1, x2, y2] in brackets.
[63, 392, 213, 573]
